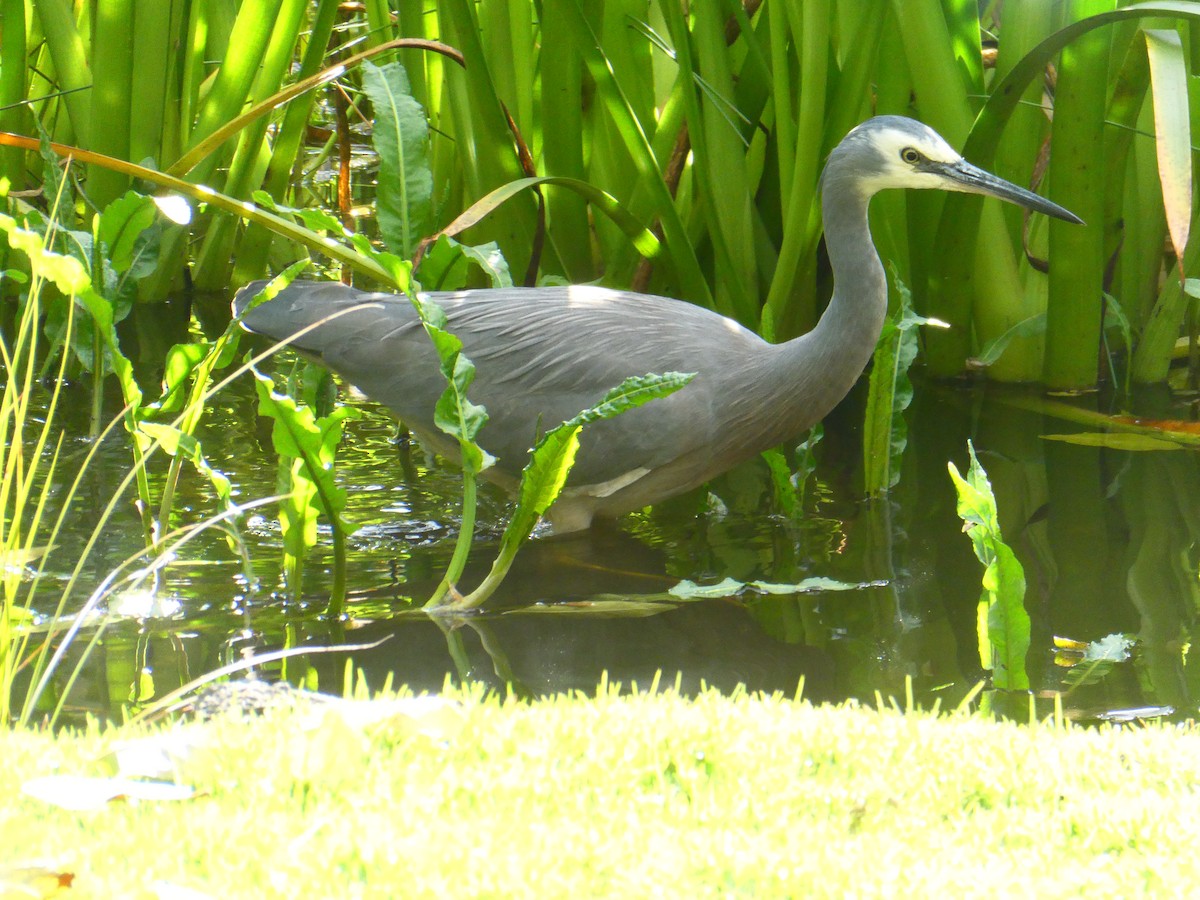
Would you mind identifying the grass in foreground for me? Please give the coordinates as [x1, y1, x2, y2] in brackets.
[3, 686, 1199, 898]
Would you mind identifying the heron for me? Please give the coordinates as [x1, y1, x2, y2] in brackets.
[236, 116, 1082, 532]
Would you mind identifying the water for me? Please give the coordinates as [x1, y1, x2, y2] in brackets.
[15, 366, 1200, 724]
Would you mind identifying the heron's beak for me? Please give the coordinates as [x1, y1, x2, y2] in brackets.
[938, 159, 1085, 225]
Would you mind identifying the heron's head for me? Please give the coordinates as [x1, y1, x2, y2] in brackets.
[826, 116, 1083, 224]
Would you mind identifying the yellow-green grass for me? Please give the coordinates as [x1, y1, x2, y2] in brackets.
[3, 687, 1199, 898]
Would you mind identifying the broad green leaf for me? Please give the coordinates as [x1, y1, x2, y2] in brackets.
[252, 190, 345, 234]
[948, 442, 1030, 691]
[453, 371, 696, 609]
[73, 288, 141, 408]
[251, 364, 362, 608]
[563, 372, 696, 428]
[152, 342, 211, 415]
[234, 259, 311, 319]
[0, 216, 89, 294]
[362, 61, 433, 257]
[1058, 633, 1135, 689]
[764, 426, 824, 516]
[453, 241, 512, 288]
[136, 421, 188, 456]
[863, 274, 943, 494]
[97, 190, 157, 274]
[252, 369, 360, 538]
[401, 291, 493, 474]
[347, 236, 413, 291]
[431, 342, 492, 464]
[0, 216, 141, 406]
[505, 425, 582, 543]
[761, 448, 797, 517]
[415, 235, 512, 291]
[520, 372, 694, 518]
[1084, 633, 1136, 661]
[670, 578, 755, 599]
[749, 577, 872, 595]
[518, 426, 582, 519]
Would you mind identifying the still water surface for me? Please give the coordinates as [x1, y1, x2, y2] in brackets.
[29, 370, 1200, 723]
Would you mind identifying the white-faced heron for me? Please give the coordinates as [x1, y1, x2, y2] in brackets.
[235, 116, 1082, 532]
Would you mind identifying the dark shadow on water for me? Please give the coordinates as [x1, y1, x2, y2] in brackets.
[326, 525, 836, 700]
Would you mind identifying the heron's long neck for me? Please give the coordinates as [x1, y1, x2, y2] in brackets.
[772, 175, 887, 434]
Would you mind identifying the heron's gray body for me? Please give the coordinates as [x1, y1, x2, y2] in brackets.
[237, 116, 1081, 531]
[237, 282, 867, 530]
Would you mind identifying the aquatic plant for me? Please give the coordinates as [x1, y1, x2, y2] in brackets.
[948, 442, 1030, 692]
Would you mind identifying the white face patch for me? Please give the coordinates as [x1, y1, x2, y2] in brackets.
[851, 123, 964, 195]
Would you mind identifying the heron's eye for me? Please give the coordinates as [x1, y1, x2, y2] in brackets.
[901, 147, 921, 164]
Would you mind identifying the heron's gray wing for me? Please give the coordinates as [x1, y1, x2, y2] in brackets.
[237, 282, 766, 486]
[239, 279, 446, 414]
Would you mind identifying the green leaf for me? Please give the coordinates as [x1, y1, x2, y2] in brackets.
[362, 61, 433, 258]
[430, 339, 492, 467]
[1042, 432, 1184, 451]
[513, 598, 678, 617]
[0, 215, 89, 293]
[668, 576, 868, 600]
[562, 371, 696, 429]
[137, 421, 232, 504]
[669, 578, 769, 600]
[510, 372, 693, 522]
[415, 235, 512, 291]
[749, 578, 869, 595]
[399, 290, 493, 475]
[1145, 29, 1191, 263]
[252, 368, 361, 538]
[97, 191, 157, 274]
[452, 371, 696, 609]
[761, 448, 797, 517]
[252, 191, 347, 235]
[505, 425, 583, 543]
[1060, 633, 1135, 689]
[972, 314, 1047, 368]
[863, 273, 940, 495]
[152, 342, 212, 415]
[436, 174, 662, 262]
[947, 442, 1030, 691]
